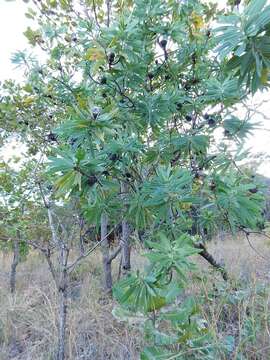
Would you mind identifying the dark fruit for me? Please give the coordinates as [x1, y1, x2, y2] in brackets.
[92, 106, 100, 119]
[109, 153, 119, 162]
[125, 172, 132, 179]
[208, 118, 215, 127]
[100, 76, 107, 84]
[184, 83, 191, 91]
[47, 132, 58, 142]
[176, 103, 182, 111]
[204, 113, 209, 120]
[102, 170, 109, 176]
[191, 78, 199, 84]
[108, 52, 115, 64]
[155, 59, 159, 65]
[87, 176, 97, 186]
[249, 187, 258, 194]
[148, 72, 154, 80]
[209, 181, 216, 191]
[160, 39, 167, 49]
[72, 36, 78, 42]
[102, 92, 107, 98]
[185, 114, 192, 122]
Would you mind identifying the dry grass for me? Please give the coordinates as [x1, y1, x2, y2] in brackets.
[0, 252, 141, 360]
[0, 232, 270, 359]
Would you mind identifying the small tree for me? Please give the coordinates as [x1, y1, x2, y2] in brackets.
[1, 0, 270, 357]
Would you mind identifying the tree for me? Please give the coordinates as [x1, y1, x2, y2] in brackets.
[1, 0, 269, 358]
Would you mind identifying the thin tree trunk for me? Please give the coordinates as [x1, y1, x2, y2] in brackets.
[10, 234, 20, 294]
[100, 213, 113, 292]
[57, 283, 68, 360]
[120, 182, 131, 275]
[57, 243, 69, 360]
[121, 219, 131, 272]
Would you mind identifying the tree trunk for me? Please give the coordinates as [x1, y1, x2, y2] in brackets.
[10, 235, 20, 294]
[120, 182, 131, 275]
[121, 219, 131, 273]
[57, 284, 68, 360]
[100, 213, 113, 292]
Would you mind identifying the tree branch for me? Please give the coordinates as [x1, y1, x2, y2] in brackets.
[195, 243, 228, 281]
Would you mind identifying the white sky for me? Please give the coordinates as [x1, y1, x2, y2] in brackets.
[1, 0, 270, 176]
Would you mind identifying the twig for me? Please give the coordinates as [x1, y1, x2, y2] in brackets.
[66, 222, 121, 272]
[108, 246, 121, 262]
[240, 228, 270, 261]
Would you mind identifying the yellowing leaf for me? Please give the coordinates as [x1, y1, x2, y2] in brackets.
[191, 12, 204, 31]
[76, 95, 88, 109]
[260, 67, 269, 85]
[85, 47, 105, 61]
[22, 96, 35, 106]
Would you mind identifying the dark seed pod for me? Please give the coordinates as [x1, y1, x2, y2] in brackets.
[160, 39, 167, 49]
[155, 59, 159, 65]
[108, 52, 115, 64]
[148, 72, 154, 80]
[209, 181, 216, 191]
[92, 106, 101, 119]
[47, 132, 58, 142]
[185, 114, 192, 122]
[72, 36, 78, 42]
[176, 103, 182, 111]
[100, 76, 107, 84]
[102, 170, 109, 176]
[125, 172, 132, 179]
[208, 118, 216, 127]
[184, 83, 191, 91]
[102, 92, 107, 98]
[109, 153, 119, 162]
[206, 29, 211, 37]
[191, 78, 199, 84]
[204, 113, 209, 120]
[249, 187, 258, 194]
[87, 176, 97, 186]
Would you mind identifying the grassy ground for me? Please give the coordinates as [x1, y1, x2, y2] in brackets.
[0, 232, 270, 359]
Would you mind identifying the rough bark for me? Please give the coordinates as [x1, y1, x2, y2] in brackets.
[195, 243, 228, 281]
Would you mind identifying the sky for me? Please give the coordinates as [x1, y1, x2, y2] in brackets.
[1, 0, 270, 176]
